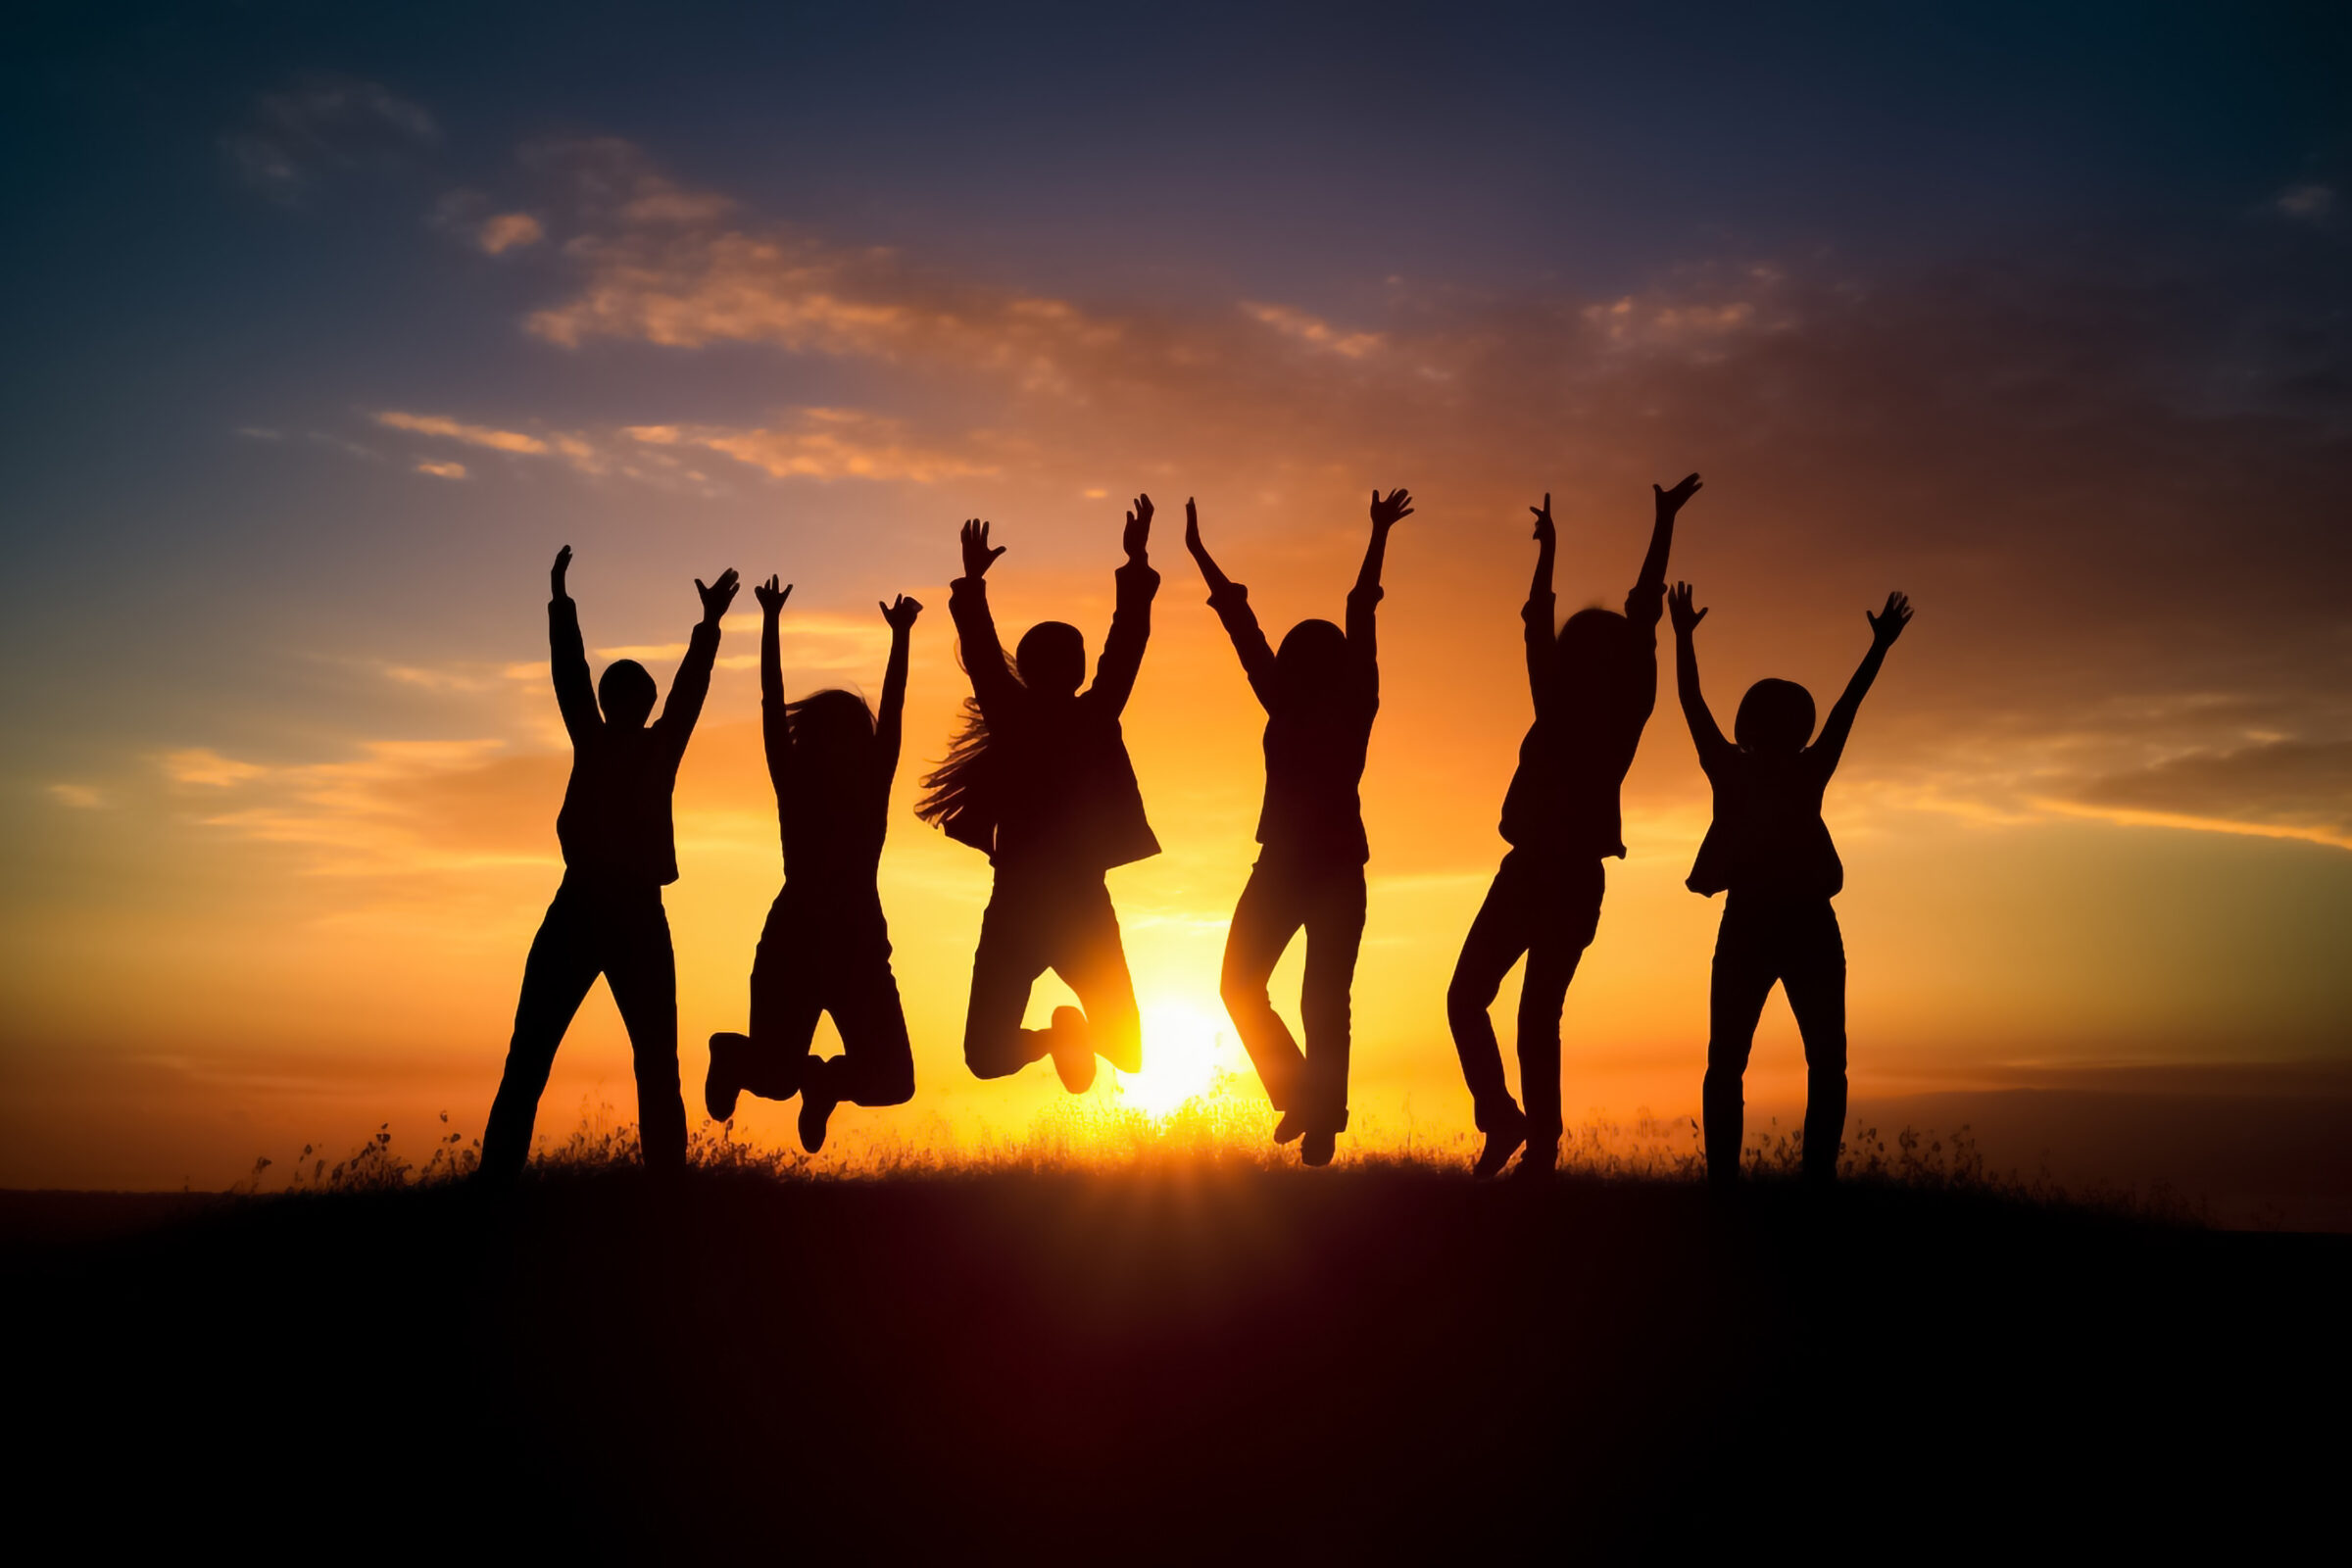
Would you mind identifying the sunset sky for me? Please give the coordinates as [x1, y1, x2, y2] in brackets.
[3, 2, 2348, 1191]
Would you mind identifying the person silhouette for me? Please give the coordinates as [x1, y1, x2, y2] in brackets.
[1187, 489, 1409, 1166]
[1447, 476, 1703, 1178]
[916, 503, 1160, 1091]
[1671, 581, 1912, 1188]
[480, 547, 739, 1180]
[704, 580, 923, 1152]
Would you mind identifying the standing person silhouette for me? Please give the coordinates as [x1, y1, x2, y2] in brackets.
[481, 547, 739, 1181]
[1188, 489, 1410, 1167]
[1447, 476, 1703, 1178]
[1671, 581, 1912, 1188]
[916, 501, 1160, 1091]
[705, 579, 923, 1153]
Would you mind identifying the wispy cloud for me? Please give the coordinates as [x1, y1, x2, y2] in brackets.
[415, 460, 468, 479]
[47, 784, 104, 809]
[628, 409, 997, 482]
[373, 411, 549, 455]
[478, 213, 545, 255]
[2276, 182, 2337, 221]
[1244, 302, 1384, 359]
[163, 749, 270, 787]
[223, 75, 439, 198]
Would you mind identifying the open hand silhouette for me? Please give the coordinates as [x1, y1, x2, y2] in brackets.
[1868, 591, 1913, 648]
[960, 518, 1004, 579]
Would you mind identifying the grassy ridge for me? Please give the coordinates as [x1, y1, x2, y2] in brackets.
[12, 1162, 2344, 1556]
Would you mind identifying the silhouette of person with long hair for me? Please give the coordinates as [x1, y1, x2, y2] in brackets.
[481, 547, 739, 1180]
[1670, 581, 1912, 1188]
[705, 579, 923, 1152]
[1447, 476, 1703, 1178]
[1186, 489, 1411, 1166]
[916, 502, 1160, 1091]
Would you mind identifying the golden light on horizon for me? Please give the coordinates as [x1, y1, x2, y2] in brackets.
[1115, 998, 1243, 1117]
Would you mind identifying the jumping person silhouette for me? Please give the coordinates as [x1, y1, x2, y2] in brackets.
[1670, 581, 1912, 1188]
[1447, 476, 1703, 1178]
[481, 547, 739, 1180]
[917, 502, 1160, 1091]
[704, 579, 923, 1152]
[1187, 489, 1410, 1166]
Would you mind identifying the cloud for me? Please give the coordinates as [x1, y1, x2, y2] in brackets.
[2277, 183, 2337, 221]
[2066, 740, 2352, 848]
[163, 749, 269, 787]
[47, 784, 103, 809]
[628, 409, 997, 483]
[223, 75, 438, 197]
[478, 213, 545, 255]
[415, 460, 468, 479]
[1244, 303, 1384, 359]
[373, 411, 549, 455]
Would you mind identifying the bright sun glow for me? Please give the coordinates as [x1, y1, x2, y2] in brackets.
[1117, 1000, 1235, 1117]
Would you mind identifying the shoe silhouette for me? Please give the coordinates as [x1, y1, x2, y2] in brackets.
[1510, 1142, 1558, 1181]
[1300, 1128, 1338, 1167]
[798, 1056, 838, 1153]
[704, 1031, 751, 1123]
[1473, 1104, 1529, 1179]
[919, 507, 1159, 1092]
[1048, 1006, 1096, 1094]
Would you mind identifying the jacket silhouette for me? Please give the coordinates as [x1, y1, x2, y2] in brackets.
[919, 505, 1159, 1092]
[1672, 581, 1912, 1186]
[1448, 478, 1700, 1177]
[705, 581, 922, 1153]
[481, 548, 737, 1180]
[1190, 490, 1408, 1166]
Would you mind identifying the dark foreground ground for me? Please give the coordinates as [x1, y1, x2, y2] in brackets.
[9, 1169, 2345, 1559]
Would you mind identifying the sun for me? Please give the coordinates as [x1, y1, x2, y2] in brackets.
[1116, 999, 1234, 1116]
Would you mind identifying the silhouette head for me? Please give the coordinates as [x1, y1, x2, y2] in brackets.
[1016, 621, 1086, 698]
[1735, 678, 1817, 753]
[598, 660, 658, 728]
[787, 688, 877, 767]
[1274, 618, 1348, 709]
[1553, 607, 1647, 696]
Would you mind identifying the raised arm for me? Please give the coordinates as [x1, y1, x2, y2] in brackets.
[1524, 495, 1559, 717]
[1348, 487, 1412, 667]
[948, 518, 1020, 722]
[1669, 583, 1733, 772]
[755, 575, 792, 797]
[545, 546, 604, 745]
[875, 593, 921, 783]
[1187, 498, 1275, 708]
[1809, 592, 1911, 777]
[1087, 494, 1158, 717]
[657, 566, 739, 759]
[1628, 472, 1702, 628]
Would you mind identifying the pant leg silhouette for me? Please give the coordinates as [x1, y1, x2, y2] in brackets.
[965, 875, 1141, 1078]
[1778, 902, 1848, 1182]
[1448, 851, 1603, 1146]
[483, 879, 682, 1178]
[1299, 866, 1367, 1134]
[822, 920, 916, 1107]
[742, 888, 830, 1100]
[1703, 896, 1845, 1186]
[1220, 859, 1311, 1112]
